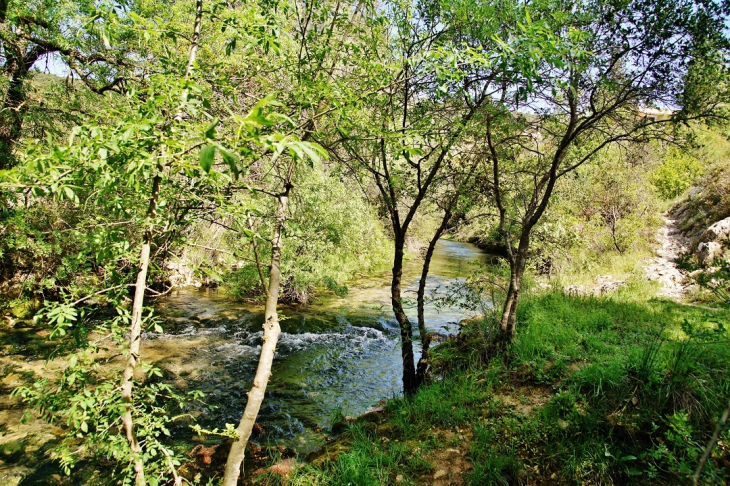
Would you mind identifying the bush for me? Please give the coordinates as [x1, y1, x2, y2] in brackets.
[651, 149, 704, 200]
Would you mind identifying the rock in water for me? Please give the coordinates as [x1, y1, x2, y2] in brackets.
[0, 439, 25, 460]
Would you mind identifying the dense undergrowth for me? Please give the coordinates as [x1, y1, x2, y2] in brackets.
[275, 288, 730, 486]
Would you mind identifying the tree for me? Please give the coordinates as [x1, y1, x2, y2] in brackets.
[0, 0, 133, 169]
[221, 160, 295, 486]
[324, 0, 496, 394]
[463, 0, 730, 341]
[5, 0, 326, 482]
[414, 157, 479, 382]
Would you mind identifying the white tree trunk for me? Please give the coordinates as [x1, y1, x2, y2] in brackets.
[222, 185, 290, 485]
[118, 1, 203, 480]
[121, 236, 152, 486]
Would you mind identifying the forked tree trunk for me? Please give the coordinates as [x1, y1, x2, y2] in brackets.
[415, 207, 453, 385]
[222, 184, 291, 486]
[391, 233, 418, 395]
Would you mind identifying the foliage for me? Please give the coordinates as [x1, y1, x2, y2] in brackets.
[2, 0, 730, 481]
[3, 0, 331, 481]
[12, 306, 203, 483]
[674, 127, 730, 238]
[222, 164, 391, 303]
[652, 148, 705, 200]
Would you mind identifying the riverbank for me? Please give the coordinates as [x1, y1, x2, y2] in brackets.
[273, 286, 730, 485]
[2, 237, 729, 485]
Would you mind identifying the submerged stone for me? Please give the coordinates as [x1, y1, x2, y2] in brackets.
[0, 438, 25, 460]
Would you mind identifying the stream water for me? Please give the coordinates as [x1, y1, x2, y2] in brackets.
[0, 239, 486, 484]
[149, 239, 487, 450]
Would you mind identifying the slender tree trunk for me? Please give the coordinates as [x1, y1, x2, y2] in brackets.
[391, 232, 418, 395]
[222, 183, 291, 486]
[415, 207, 453, 385]
[248, 213, 267, 292]
[121, 174, 160, 486]
[499, 251, 526, 340]
[693, 397, 730, 485]
[118, 2, 204, 481]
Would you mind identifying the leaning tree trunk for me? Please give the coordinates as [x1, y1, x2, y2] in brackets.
[121, 174, 161, 486]
[693, 397, 730, 485]
[391, 233, 418, 395]
[222, 184, 291, 486]
[415, 207, 453, 385]
[119, 2, 204, 482]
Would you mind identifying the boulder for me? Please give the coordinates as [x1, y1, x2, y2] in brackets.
[700, 217, 730, 243]
[267, 457, 297, 478]
[593, 275, 626, 295]
[563, 285, 586, 296]
[698, 241, 723, 266]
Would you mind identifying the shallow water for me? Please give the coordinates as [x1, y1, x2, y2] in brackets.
[150, 239, 487, 449]
[0, 240, 486, 485]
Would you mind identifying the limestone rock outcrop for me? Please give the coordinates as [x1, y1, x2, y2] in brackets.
[695, 216, 730, 266]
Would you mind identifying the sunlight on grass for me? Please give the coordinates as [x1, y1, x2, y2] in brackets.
[288, 290, 730, 485]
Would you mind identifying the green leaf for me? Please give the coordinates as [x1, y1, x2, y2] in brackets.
[63, 186, 75, 201]
[204, 119, 219, 139]
[101, 30, 111, 49]
[218, 147, 240, 179]
[199, 145, 216, 173]
[225, 37, 237, 56]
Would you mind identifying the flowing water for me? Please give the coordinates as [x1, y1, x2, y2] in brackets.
[149, 239, 487, 449]
[0, 240, 486, 484]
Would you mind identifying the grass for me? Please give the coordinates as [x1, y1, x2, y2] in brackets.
[275, 289, 730, 486]
[552, 245, 655, 289]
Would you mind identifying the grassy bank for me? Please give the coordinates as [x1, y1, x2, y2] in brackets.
[272, 289, 730, 485]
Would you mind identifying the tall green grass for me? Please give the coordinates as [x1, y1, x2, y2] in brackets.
[284, 290, 730, 485]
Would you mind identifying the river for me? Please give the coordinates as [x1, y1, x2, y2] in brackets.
[150, 239, 487, 449]
[0, 239, 486, 484]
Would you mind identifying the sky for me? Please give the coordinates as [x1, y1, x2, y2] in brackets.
[32, 52, 69, 77]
